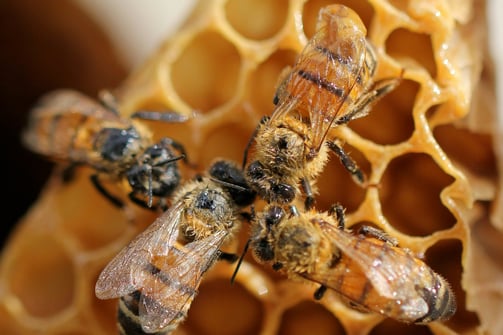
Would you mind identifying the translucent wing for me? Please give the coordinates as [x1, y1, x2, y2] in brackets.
[95, 200, 185, 299]
[29, 89, 120, 119]
[313, 219, 429, 304]
[270, 7, 367, 152]
[138, 230, 228, 332]
[22, 89, 131, 160]
[308, 21, 367, 152]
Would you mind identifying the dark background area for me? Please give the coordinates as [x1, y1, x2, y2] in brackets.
[0, 0, 127, 248]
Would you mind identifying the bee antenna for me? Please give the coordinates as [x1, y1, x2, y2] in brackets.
[230, 239, 250, 285]
[209, 177, 248, 192]
[289, 205, 300, 217]
[153, 154, 185, 167]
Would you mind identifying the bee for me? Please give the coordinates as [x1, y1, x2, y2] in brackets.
[95, 159, 256, 334]
[243, 4, 402, 209]
[22, 89, 189, 210]
[248, 204, 457, 324]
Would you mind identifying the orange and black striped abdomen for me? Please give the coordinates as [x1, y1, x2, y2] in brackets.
[118, 291, 169, 335]
[22, 90, 149, 172]
[279, 14, 373, 121]
[117, 248, 202, 335]
[313, 236, 456, 323]
[117, 261, 197, 335]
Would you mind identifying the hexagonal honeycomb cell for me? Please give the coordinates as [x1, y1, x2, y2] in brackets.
[1, 0, 500, 334]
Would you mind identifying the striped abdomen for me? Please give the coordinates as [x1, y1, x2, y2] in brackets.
[117, 286, 188, 335]
[118, 291, 170, 335]
[116, 254, 204, 334]
[22, 89, 152, 173]
[23, 106, 150, 174]
[313, 237, 456, 323]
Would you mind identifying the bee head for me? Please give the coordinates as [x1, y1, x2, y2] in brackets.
[264, 205, 285, 230]
[270, 183, 295, 204]
[126, 141, 184, 206]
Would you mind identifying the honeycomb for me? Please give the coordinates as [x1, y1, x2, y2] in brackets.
[1, 0, 500, 334]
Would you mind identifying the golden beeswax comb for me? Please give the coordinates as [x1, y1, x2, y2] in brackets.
[1, 0, 499, 334]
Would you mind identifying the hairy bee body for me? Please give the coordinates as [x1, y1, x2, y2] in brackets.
[96, 160, 255, 334]
[244, 4, 401, 208]
[247, 116, 330, 204]
[23, 89, 187, 209]
[23, 90, 148, 171]
[250, 205, 456, 324]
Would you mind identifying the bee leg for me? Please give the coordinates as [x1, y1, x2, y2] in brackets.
[335, 75, 403, 126]
[90, 174, 125, 209]
[131, 110, 189, 123]
[301, 177, 315, 210]
[313, 285, 328, 300]
[357, 225, 398, 246]
[218, 251, 239, 263]
[160, 137, 192, 166]
[127, 192, 166, 211]
[326, 141, 365, 184]
[272, 262, 283, 271]
[243, 116, 270, 169]
[61, 163, 80, 183]
[328, 203, 346, 229]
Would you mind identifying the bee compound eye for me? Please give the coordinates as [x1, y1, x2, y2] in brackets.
[271, 183, 295, 204]
[208, 160, 230, 180]
[265, 206, 284, 226]
[247, 161, 265, 179]
[126, 166, 144, 188]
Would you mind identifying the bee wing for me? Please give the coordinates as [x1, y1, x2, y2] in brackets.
[28, 89, 121, 120]
[270, 12, 367, 153]
[22, 89, 130, 159]
[308, 21, 367, 152]
[314, 220, 428, 303]
[138, 229, 228, 332]
[95, 201, 185, 299]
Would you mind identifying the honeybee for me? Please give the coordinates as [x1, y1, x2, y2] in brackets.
[249, 204, 456, 324]
[95, 159, 256, 334]
[244, 4, 402, 209]
[22, 89, 189, 210]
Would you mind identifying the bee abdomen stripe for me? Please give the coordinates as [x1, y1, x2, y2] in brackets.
[69, 114, 89, 153]
[415, 269, 454, 323]
[145, 262, 197, 297]
[335, 237, 363, 292]
[297, 70, 345, 98]
[356, 241, 388, 305]
[118, 296, 148, 335]
[313, 45, 366, 86]
[314, 45, 352, 66]
[118, 291, 186, 335]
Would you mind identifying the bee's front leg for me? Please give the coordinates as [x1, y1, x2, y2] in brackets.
[314, 285, 328, 300]
[326, 141, 365, 185]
